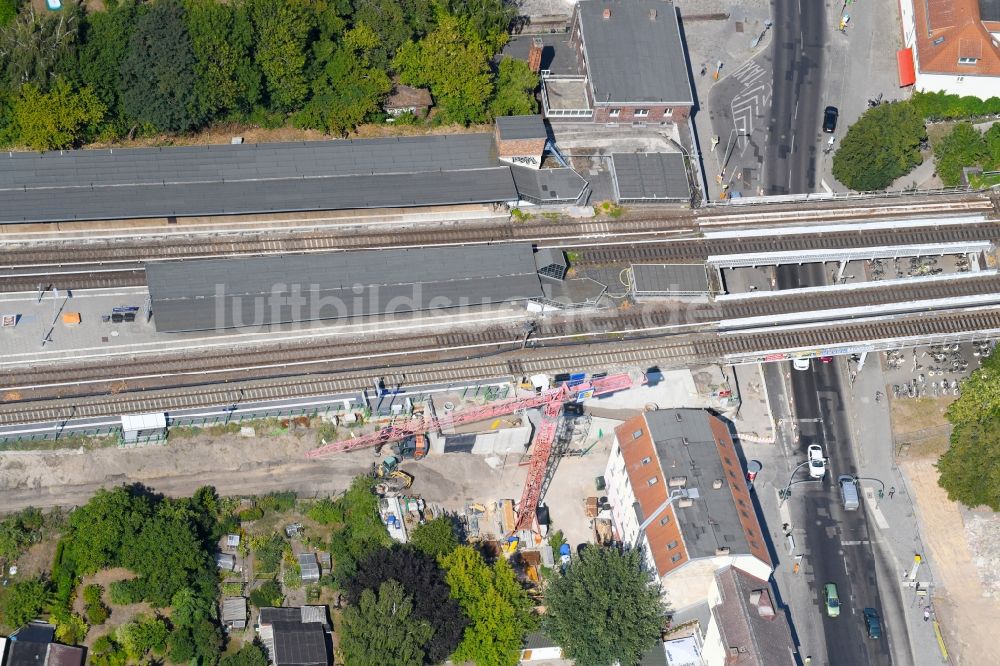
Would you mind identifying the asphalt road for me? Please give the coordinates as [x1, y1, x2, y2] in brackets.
[778, 263, 894, 665]
[765, 0, 826, 194]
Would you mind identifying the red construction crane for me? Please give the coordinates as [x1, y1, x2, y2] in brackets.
[306, 373, 632, 458]
[305, 373, 633, 529]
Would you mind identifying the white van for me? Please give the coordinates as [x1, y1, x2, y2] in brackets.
[838, 475, 859, 511]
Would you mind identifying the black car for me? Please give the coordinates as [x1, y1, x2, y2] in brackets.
[863, 607, 882, 639]
[823, 106, 839, 133]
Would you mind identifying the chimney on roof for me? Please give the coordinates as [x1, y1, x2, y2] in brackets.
[678, 497, 694, 508]
[602, 7, 611, 19]
[528, 37, 543, 73]
[752, 588, 776, 620]
[649, 8, 657, 20]
[712, 479, 724, 489]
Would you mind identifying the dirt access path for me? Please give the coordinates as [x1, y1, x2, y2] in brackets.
[892, 398, 1000, 666]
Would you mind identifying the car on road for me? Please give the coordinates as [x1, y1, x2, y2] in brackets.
[820, 355, 834, 364]
[839, 474, 860, 511]
[807, 444, 826, 479]
[823, 106, 839, 133]
[825, 583, 841, 617]
[793, 357, 810, 371]
[863, 607, 882, 639]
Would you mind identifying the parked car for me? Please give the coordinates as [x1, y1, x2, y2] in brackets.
[820, 356, 834, 364]
[825, 583, 841, 618]
[823, 106, 839, 133]
[793, 358, 810, 371]
[864, 607, 882, 639]
[807, 445, 826, 479]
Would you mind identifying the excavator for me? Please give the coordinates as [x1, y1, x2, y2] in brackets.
[373, 456, 413, 495]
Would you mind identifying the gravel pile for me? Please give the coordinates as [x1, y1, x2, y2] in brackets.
[966, 512, 1000, 599]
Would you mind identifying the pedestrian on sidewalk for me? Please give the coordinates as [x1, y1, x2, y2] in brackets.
[889, 486, 895, 499]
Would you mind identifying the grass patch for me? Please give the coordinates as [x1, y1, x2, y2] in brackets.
[969, 171, 1000, 189]
[0, 434, 118, 452]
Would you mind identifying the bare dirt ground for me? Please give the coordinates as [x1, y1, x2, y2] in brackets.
[82, 121, 493, 151]
[72, 568, 154, 648]
[891, 396, 1000, 666]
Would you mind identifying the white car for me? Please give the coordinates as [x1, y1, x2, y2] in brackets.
[807, 445, 826, 479]
[793, 357, 810, 371]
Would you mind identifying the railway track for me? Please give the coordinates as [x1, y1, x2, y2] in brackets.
[3, 272, 999, 397]
[3, 307, 999, 426]
[2, 220, 997, 292]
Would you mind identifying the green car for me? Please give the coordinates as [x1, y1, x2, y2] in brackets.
[825, 583, 841, 618]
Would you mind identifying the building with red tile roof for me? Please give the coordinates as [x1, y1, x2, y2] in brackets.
[899, 0, 1000, 96]
[604, 409, 772, 611]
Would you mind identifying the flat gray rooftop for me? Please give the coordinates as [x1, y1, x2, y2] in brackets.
[611, 152, 690, 201]
[147, 243, 544, 333]
[646, 409, 752, 561]
[632, 263, 708, 295]
[577, 0, 694, 105]
[496, 115, 547, 141]
[0, 134, 518, 223]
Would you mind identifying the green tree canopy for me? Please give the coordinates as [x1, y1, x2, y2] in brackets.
[543, 546, 667, 666]
[116, 615, 170, 662]
[346, 546, 467, 663]
[328, 476, 392, 583]
[340, 580, 434, 666]
[441, 545, 536, 666]
[490, 58, 538, 118]
[0, 577, 50, 629]
[0, 0, 21, 28]
[394, 13, 493, 124]
[11, 78, 105, 150]
[78, 0, 137, 126]
[183, 0, 262, 119]
[295, 24, 391, 135]
[0, 2, 82, 92]
[832, 101, 926, 191]
[933, 122, 987, 186]
[119, 0, 203, 132]
[219, 641, 269, 666]
[409, 515, 460, 559]
[939, 350, 1000, 508]
[247, 0, 312, 112]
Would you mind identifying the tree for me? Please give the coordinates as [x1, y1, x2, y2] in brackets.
[79, 1, 138, 124]
[441, 546, 535, 666]
[352, 0, 411, 67]
[938, 350, 1000, 509]
[346, 546, 467, 663]
[394, 13, 493, 124]
[832, 101, 926, 191]
[934, 122, 987, 186]
[328, 476, 391, 583]
[340, 580, 433, 666]
[448, 0, 515, 48]
[248, 580, 283, 608]
[10, 78, 105, 150]
[409, 515, 460, 559]
[219, 642, 269, 666]
[0, 0, 20, 27]
[490, 58, 538, 118]
[116, 615, 169, 661]
[0, 2, 82, 92]
[183, 0, 261, 119]
[295, 24, 391, 135]
[0, 577, 49, 628]
[119, 0, 203, 132]
[544, 547, 666, 666]
[170, 587, 217, 628]
[247, 0, 312, 112]
[986, 122, 1000, 167]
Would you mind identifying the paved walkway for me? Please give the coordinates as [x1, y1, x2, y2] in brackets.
[842, 357, 949, 665]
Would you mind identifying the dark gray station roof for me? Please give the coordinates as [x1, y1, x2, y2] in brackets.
[632, 263, 709, 295]
[0, 134, 518, 224]
[147, 243, 544, 332]
[496, 115, 547, 140]
[611, 152, 690, 201]
[577, 0, 694, 105]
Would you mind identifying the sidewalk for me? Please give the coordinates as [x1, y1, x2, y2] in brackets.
[842, 357, 948, 665]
